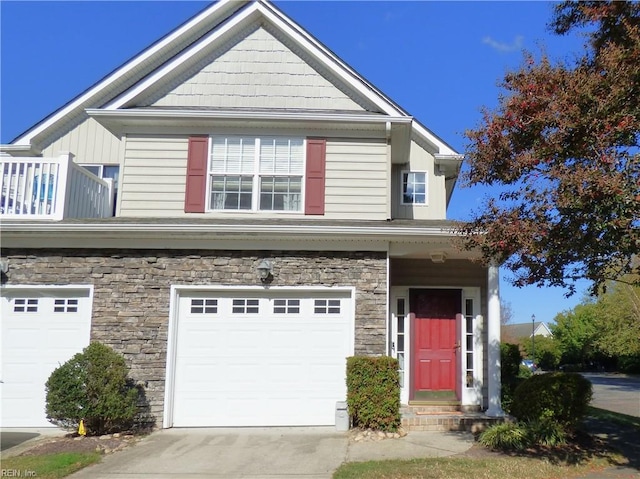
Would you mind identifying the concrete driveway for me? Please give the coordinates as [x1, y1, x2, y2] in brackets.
[1, 431, 40, 451]
[1, 428, 65, 454]
[68, 427, 473, 479]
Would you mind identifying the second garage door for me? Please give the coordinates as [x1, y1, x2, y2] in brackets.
[170, 289, 353, 427]
[1, 287, 91, 427]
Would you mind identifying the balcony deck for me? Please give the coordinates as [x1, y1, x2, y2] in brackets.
[1, 153, 114, 220]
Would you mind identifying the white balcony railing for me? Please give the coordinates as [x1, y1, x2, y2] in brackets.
[0, 153, 114, 220]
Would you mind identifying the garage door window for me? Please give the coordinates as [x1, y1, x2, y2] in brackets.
[273, 299, 300, 314]
[232, 299, 259, 314]
[190, 299, 218, 314]
[314, 299, 340, 314]
[54, 299, 78, 313]
[13, 298, 38, 312]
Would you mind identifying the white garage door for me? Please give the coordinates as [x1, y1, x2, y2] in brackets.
[1, 288, 91, 427]
[171, 289, 353, 427]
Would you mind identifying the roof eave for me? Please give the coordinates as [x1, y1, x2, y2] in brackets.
[10, 0, 251, 147]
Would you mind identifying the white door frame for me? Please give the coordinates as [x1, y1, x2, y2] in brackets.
[389, 286, 482, 406]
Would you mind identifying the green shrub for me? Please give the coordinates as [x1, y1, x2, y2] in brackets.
[346, 356, 400, 432]
[500, 343, 523, 414]
[526, 419, 568, 447]
[518, 364, 533, 379]
[618, 354, 640, 374]
[46, 342, 140, 435]
[510, 372, 592, 430]
[478, 422, 531, 451]
[501, 343, 521, 381]
[479, 419, 567, 451]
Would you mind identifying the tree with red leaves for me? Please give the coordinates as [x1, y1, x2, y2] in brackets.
[460, 1, 640, 295]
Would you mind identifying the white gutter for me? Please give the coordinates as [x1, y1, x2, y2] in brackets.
[0, 222, 458, 238]
[0, 144, 41, 156]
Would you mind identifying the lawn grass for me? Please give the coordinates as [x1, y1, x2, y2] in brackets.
[1, 452, 102, 478]
[587, 406, 640, 429]
[333, 455, 613, 479]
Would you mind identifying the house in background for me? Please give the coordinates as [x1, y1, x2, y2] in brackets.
[502, 321, 553, 345]
[0, 0, 504, 430]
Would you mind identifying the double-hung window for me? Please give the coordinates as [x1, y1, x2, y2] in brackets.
[401, 171, 427, 205]
[209, 136, 304, 212]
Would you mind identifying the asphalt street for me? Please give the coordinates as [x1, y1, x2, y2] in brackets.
[582, 372, 640, 417]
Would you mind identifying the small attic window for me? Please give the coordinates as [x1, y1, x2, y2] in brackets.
[401, 171, 427, 205]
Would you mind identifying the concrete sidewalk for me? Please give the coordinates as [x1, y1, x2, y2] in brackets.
[66, 427, 474, 479]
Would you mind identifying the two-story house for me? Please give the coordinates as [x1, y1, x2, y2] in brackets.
[0, 0, 503, 429]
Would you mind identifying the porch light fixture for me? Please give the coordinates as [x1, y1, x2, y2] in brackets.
[256, 259, 273, 282]
[430, 252, 446, 263]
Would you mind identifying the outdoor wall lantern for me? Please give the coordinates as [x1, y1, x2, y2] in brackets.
[256, 259, 273, 282]
[430, 252, 446, 264]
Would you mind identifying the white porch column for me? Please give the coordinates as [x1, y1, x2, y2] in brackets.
[486, 262, 505, 417]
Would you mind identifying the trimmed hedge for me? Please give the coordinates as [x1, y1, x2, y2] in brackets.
[510, 372, 593, 430]
[346, 356, 400, 432]
[46, 342, 140, 435]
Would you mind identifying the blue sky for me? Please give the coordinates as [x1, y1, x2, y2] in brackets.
[0, 1, 591, 325]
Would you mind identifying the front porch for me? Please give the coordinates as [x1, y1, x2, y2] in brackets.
[0, 153, 114, 220]
[401, 403, 506, 433]
[388, 257, 504, 423]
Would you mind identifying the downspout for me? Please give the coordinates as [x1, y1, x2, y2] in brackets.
[386, 121, 392, 220]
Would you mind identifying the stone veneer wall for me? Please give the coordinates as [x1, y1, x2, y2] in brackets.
[3, 249, 387, 426]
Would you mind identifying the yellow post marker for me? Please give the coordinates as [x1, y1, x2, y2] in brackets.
[78, 419, 86, 436]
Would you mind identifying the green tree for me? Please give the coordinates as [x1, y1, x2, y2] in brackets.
[520, 335, 562, 371]
[459, 1, 640, 295]
[552, 302, 601, 365]
[551, 276, 640, 371]
[594, 280, 640, 358]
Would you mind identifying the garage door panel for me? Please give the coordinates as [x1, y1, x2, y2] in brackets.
[172, 291, 353, 427]
[1, 290, 91, 427]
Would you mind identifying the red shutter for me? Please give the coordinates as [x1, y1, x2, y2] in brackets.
[184, 136, 208, 213]
[305, 139, 326, 215]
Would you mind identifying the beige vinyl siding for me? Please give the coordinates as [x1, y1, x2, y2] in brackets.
[392, 140, 447, 220]
[324, 139, 387, 220]
[119, 136, 188, 217]
[148, 27, 364, 112]
[119, 135, 388, 219]
[42, 118, 123, 165]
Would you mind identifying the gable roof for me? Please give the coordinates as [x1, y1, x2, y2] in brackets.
[502, 322, 553, 341]
[5, 0, 460, 165]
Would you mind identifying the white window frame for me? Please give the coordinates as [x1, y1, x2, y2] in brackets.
[79, 164, 120, 189]
[461, 287, 483, 407]
[207, 136, 306, 213]
[400, 170, 428, 206]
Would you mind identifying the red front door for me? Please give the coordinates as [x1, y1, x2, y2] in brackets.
[411, 289, 461, 396]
